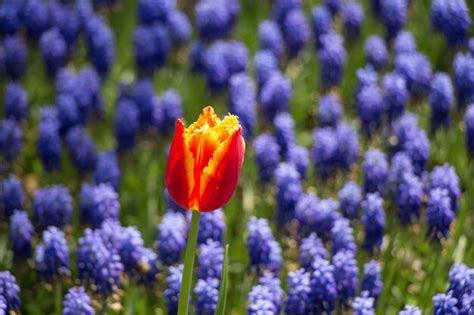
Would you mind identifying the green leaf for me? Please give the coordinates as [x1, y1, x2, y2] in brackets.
[216, 244, 230, 315]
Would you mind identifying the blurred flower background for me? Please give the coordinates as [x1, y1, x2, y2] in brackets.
[0, 0, 473, 314]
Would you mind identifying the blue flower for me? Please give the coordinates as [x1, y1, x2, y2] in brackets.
[133, 25, 167, 75]
[114, 99, 139, 153]
[258, 20, 284, 59]
[247, 285, 278, 314]
[272, 0, 302, 25]
[357, 85, 384, 138]
[333, 250, 358, 307]
[62, 286, 94, 315]
[430, 0, 471, 47]
[318, 32, 346, 88]
[137, 0, 175, 24]
[194, 277, 219, 315]
[453, 52, 474, 109]
[427, 188, 455, 241]
[274, 112, 296, 159]
[401, 124, 429, 176]
[258, 273, 284, 313]
[259, 71, 292, 121]
[382, 72, 409, 123]
[94, 151, 121, 192]
[380, 0, 407, 39]
[324, 0, 341, 15]
[394, 31, 417, 56]
[299, 233, 328, 270]
[20, 0, 49, 40]
[247, 216, 282, 274]
[66, 127, 98, 173]
[275, 162, 303, 224]
[228, 73, 257, 138]
[335, 123, 360, 171]
[361, 260, 383, 303]
[165, 264, 184, 315]
[365, 36, 388, 71]
[0, 2, 20, 36]
[341, 2, 364, 40]
[396, 172, 423, 224]
[296, 195, 340, 240]
[288, 145, 309, 180]
[37, 116, 62, 171]
[40, 28, 68, 77]
[254, 49, 279, 89]
[0, 119, 22, 163]
[198, 209, 226, 245]
[399, 305, 421, 315]
[157, 211, 187, 265]
[361, 193, 385, 253]
[224, 40, 249, 76]
[155, 89, 183, 136]
[77, 228, 109, 282]
[85, 15, 115, 77]
[0, 174, 23, 218]
[339, 181, 362, 220]
[356, 66, 378, 93]
[50, 2, 82, 46]
[388, 152, 415, 195]
[167, 10, 191, 46]
[0, 35, 27, 80]
[33, 185, 72, 230]
[285, 269, 312, 314]
[429, 163, 461, 213]
[197, 240, 223, 280]
[331, 218, 357, 255]
[311, 5, 332, 49]
[190, 41, 207, 73]
[93, 248, 123, 296]
[4, 82, 28, 121]
[465, 104, 474, 155]
[310, 257, 337, 313]
[90, 183, 120, 228]
[9, 210, 33, 260]
[203, 41, 230, 93]
[282, 9, 310, 58]
[352, 291, 375, 315]
[118, 226, 145, 274]
[319, 93, 342, 127]
[137, 248, 161, 287]
[395, 52, 433, 98]
[35, 226, 70, 282]
[448, 263, 471, 304]
[0, 271, 20, 312]
[195, 0, 232, 41]
[429, 73, 454, 131]
[311, 127, 338, 178]
[253, 133, 280, 183]
[433, 292, 459, 314]
[363, 149, 388, 195]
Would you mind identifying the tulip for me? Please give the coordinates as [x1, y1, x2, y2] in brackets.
[166, 106, 245, 212]
[166, 106, 245, 315]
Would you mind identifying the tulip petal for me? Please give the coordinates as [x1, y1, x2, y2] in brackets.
[198, 127, 245, 211]
[166, 120, 195, 210]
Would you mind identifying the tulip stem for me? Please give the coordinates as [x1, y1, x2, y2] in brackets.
[178, 210, 201, 315]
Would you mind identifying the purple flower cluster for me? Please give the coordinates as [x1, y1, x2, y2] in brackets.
[247, 216, 282, 274]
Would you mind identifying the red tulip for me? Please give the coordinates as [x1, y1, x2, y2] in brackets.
[166, 106, 245, 212]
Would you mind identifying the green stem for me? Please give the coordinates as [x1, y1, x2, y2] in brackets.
[178, 210, 201, 315]
[55, 282, 62, 315]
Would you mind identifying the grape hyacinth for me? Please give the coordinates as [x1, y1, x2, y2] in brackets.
[429, 163, 461, 212]
[258, 20, 284, 59]
[341, 1, 364, 41]
[362, 149, 389, 195]
[465, 104, 474, 155]
[164, 264, 184, 315]
[395, 52, 433, 98]
[62, 287, 94, 315]
[318, 93, 342, 127]
[394, 31, 417, 56]
[85, 15, 115, 77]
[357, 84, 384, 138]
[247, 216, 282, 274]
[395, 172, 423, 224]
[0, 35, 27, 80]
[157, 211, 188, 265]
[432, 292, 459, 314]
[228, 73, 256, 138]
[311, 5, 332, 49]
[361, 260, 384, 303]
[335, 123, 360, 171]
[33, 185, 73, 230]
[427, 188, 455, 241]
[198, 209, 226, 245]
[333, 250, 358, 307]
[274, 162, 303, 224]
[431, 0, 471, 47]
[65, 127, 98, 173]
[399, 305, 422, 315]
[352, 291, 375, 315]
[253, 133, 280, 183]
[454, 52, 474, 109]
[429, 73, 454, 131]
[285, 268, 312, 314]
[259, 71, 292, 121]
[9, 210, 33, 260]
[77, 228, 108, 282]
[94, 151, 121, 192]
[312, 127, 338, 178]
[258, 273, 284, 313]
[118, 226, 145, 274]
[361, 193, 385, 253]
[254, 49, 279, 90]
[114, 99, 139, 153]
[288, 145, 309, 180]
[167, 10, 191, 46]
[331, 218, 357, 255]
[299, 233, 328, 270]
[382, 72, 409, 123]
[90, 183, 120, 228]
[319, 32, 346, 88]
[448, 263, 472, 304]
[274, 112, 296, 159]
[40, 28, 69, 77]
[296, 195, 340, 240]
[338, 181, 362, 220]
[35, 226, 70, 282]
[0, 174, 23, 219]
[282, 9, 310, 58]
[0, 119, 22, 163]
[355, 66, 378, 93]
[365, 35, 388, 71]
[37, 115, 62, 171]
[4, 82, 28, 121]
[197, 240, 223, 280]
[380, 0, 407, 39]
[194, 277, 219, 315]
[195, 0, 233, 42]
[0, 271, 20, 312]
[310, 257, 337, 313]
[247, 284, 278, 315]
